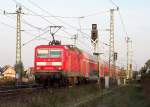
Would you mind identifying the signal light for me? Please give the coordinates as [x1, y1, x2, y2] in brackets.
[114, 52, 118, 61]
[91, 24, 98, 41]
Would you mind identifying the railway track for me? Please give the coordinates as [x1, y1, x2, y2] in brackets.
[0, 84, 44, 100]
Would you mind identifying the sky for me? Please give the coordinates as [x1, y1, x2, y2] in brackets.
[0, 0, 150, 70]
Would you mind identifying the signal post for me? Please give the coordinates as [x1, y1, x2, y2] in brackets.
[91, 24, 102, 86]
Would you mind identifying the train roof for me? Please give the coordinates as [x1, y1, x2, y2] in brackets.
[35, 45, 97, 60]
[35, 45, 112, 64]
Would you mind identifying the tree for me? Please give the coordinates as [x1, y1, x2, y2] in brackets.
[132, 71, 138, 79]
[140, 59, 150, 74]
[145, 59, 150, 68]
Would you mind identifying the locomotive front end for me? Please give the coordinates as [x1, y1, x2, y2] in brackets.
[34, 45, 65, 83]
[35, 48, 63, 71]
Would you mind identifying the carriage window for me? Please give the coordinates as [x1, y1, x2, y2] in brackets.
[37, 49, 48, 58]
[49, 50, 61, 58]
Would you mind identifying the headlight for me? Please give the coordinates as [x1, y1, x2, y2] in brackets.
[36, 62, 47, 66]
[51, 62, 62, 66]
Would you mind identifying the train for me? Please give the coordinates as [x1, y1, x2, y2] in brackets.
[34, 44, 118, 86]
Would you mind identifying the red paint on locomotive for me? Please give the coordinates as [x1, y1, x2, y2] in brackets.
[34, 45, 99, 81]
[33, 44, 122, 86]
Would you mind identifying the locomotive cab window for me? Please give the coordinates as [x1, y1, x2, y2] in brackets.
[49, 49, 61, 58]
[37, 49, 48, 58]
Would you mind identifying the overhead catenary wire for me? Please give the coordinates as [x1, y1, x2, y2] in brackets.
[0, 21, 50, 44]
[25, 9, 109, 19]
[12, 0, 110, 46]
[12, 0, 75, 38]
[12, 0, 92, 49]
[12, 0, 56, 26]
[11, 0, 110, 49]
[0, 22, 16, 29]
[22, 30, 49, 46]
[26, 0, 91, 38]
[24, 13, 84, 19]
[22, 18, 43, 30]
[109, 0, 118, 8]
[11, 0, 76, 45]
[118, 11, 128, 37]
[1, 9, 51, 44]
[2, 9, 45, 32]
[108, 0, 128, 37]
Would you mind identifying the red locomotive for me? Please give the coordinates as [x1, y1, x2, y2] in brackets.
[34, 45, 101, 85]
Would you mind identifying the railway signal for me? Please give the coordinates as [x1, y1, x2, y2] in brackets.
[91, 24, 98, 42]
[91, 24, 101, 85]
[114, 52, 118, 61]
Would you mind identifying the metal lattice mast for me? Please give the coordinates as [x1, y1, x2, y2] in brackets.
[109, 9, 115, 77]
[4, 6, 24, 80]
[108, 8, 119, 78]
[126, 37, 133, 79]
[16, 7, 22, 65]
[109, 7, 119, 77]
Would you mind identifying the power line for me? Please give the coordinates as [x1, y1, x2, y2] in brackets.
[0, 21, 49, 44]
[22, 30, 49, 46]
[12, 0, 75, 38]
[12, 0, 109, 50]
[12, 0, 91, 47]
[109, 0, 118, 8]
[0, 22, 16, 29]
[24, 13, 83, 19]
[108, 0, 128, 37]
[118, 11, 128, 36]
[26, 0, 90, 38]
[2, 9, 45, 32]
[22, 18, 43, 30]
[25, 10, 109, 19]
[1, 10, 51, 43]
[11, 0, 76, 45]
[83, 10, 110, 18]
[12, 0, 56, 25]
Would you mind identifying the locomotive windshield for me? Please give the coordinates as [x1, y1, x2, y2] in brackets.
[49, 50, 61, 58]
[37, 49, 48, 58]
[37, 48, 62, 58]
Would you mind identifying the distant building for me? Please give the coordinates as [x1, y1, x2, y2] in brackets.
[24, 67, 35, 81]
[2, 65, 16, 79]
[25, 67, 34, 75]
[0, 67, 2, 74]
[0, 67, 3, 79]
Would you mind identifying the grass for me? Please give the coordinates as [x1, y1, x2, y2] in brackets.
[0, 84, 150, 107]
[0, 84, 101, 107]
[78, 85, 150, 107]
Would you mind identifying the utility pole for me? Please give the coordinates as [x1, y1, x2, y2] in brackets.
[4, 6, 24, 82]
[126, 37, 133, 80]
[108, 8, 118, 88]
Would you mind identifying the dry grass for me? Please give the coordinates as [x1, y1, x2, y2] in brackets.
[78, 85, 150, 107]
[0, 84, 101, 107]
[0, 79, 15, 86]
[1, 84, 149, 107]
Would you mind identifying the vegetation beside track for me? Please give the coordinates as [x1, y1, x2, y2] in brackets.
[0, 84, 150, 107]
[78, 85, 150, 107]
[0, 84, 102, 107]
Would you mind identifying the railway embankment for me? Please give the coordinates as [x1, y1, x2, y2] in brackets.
[0, 84, 150, 107]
